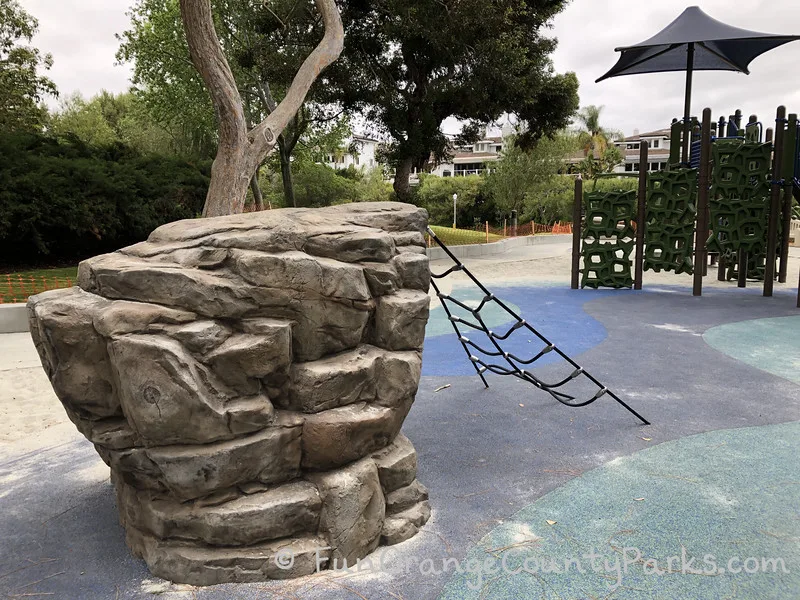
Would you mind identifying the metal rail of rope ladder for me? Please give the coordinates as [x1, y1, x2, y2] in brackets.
[427, 226, 650, 425]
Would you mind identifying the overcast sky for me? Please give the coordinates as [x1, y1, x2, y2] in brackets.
[27, 0, 800, 138]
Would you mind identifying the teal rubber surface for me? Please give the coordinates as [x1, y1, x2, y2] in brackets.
[439, 422, 800, 599]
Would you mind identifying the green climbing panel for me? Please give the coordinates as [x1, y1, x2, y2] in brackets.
[708, 139, 776, 280]
[581, 190, 635, 289]
[644, 168, 697, 274]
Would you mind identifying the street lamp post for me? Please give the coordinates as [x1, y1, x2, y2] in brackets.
[452, 193, 458, 229]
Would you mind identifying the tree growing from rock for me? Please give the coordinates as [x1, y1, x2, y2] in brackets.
[119, 0, 350, 209]
[325, 0, 579, 201]
[177, 0, 344, 216]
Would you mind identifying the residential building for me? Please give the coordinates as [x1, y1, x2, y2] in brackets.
[323, 134, 381, 171]
[429, 135, 505, 177]
[612, 128, 672, 173]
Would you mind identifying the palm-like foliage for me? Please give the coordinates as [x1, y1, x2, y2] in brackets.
[575, 105, 622, 158]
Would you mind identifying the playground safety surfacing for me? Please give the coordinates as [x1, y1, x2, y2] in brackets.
[1, 281, 799, 599]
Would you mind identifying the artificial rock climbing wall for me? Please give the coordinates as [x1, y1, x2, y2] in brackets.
[708, 139, 775, 279]
[27, 202, 432, 586]
[581, 189, 636, 288]
[644, 168, 697, 275]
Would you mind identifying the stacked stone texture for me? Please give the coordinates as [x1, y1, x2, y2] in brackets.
[27, 202, 432, 585]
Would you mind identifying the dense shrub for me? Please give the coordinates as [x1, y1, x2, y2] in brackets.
[414, 173, 638, 228]
[415, 174, 498, 227]
[524, 174, 638, 224]
[0, 131, 210, 266]
[293, 162, 360, 207]
[261, 163, 393, 209]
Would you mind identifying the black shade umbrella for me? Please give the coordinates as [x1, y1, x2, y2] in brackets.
[597, 5, 800, 162]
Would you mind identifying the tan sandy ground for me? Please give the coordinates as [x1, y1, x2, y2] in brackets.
[434, 238, 800, 289]
[0, 332, 78, 452]
[2, 242, 799, 455]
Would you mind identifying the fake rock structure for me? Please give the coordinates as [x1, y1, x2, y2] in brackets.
[27, 202, 432, 585]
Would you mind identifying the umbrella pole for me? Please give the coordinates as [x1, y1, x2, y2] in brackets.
[682, 42, 695, 164]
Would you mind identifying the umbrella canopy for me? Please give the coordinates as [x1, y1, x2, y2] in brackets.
[596, 6, 800, 162]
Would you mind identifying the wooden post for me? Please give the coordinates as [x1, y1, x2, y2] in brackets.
[738, 249, 748, 287]
[764, 106, 785, 297]
[747, 114, 758, 139]
[797, 269, 800, 307]
[693, 108, 712, 296]
[779, 113, 797, 283]
[571, 177, 583, 290]
[717, 255, 726, 281]
[766, 128, 774, 143]
[485, 221, 489, 243]
[503, 219, 507, 237]
[634, 141, 648, 290]
[669, 119, 682, 166]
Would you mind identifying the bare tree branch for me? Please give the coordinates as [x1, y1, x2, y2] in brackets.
[256, 79, 278, 114]
[264, 6, 286, 29]
[250, 0, 344, 157]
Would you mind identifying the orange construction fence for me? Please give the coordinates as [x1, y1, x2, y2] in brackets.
[1, 275, 75, 304]
[472, 221, 573, 237]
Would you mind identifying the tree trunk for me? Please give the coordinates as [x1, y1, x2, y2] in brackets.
[278, 140, 296, 207]
[250, 166, 264, 211]
[393, 158, 414, 202]
[203, 148, 254, 217]
[180, 0, 343, 216]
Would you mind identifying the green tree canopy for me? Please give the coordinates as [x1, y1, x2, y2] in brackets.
[0, 130, 210, 265]
[117, 0, 350, 207]
[117, 0, 217, 158]
[49, 91, 175, 153]
[326, 0, 580, 200]
[0, 0, 57, 131]
[485, 132, 578, 217]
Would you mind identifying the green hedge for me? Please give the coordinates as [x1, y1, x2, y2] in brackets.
[0, 131, 210, 266]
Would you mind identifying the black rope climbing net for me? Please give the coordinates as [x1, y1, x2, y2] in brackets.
[427, 227, 649, 425]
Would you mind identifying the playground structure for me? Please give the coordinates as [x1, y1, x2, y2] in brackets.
[427, 227, 649, 425]
[571, 105, 800, 307]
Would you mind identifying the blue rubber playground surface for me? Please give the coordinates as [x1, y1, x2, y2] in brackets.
[1, 279, 799, 599]
[423, 284, 618, 376]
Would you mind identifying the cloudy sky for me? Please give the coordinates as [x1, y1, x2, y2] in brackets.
[27, 0, 800, 137]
